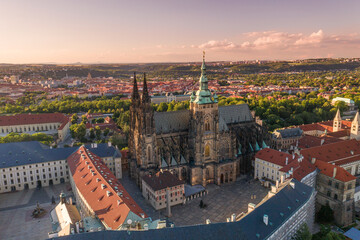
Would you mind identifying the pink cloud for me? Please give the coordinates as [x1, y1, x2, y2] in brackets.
[197, 30, 360, 52]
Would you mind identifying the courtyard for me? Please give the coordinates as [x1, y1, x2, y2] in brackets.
[120, 174, 269, 226]
[0, 183, 73, 240]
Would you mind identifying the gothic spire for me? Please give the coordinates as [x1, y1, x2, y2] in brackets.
[334, 108, 341, 121]
[199, 50, 208, 91]
[131, 72, 140, 102]
[142, 73, 150, 104]
[353, 111, 360, 124]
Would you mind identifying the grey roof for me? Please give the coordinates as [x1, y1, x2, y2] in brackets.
[218, 104, 253, 124]
[154, 110, 190, 134]
[50, 180, 314, 240]
[274, 128, 303, 138]
[0, 141, 121, 168]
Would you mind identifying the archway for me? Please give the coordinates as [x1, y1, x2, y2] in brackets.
[60, 178, 65, 183]
[24, 183, 29, 190]
[49, 180, 53, 185]
[37, 180, 42, 189]
[225, 172, 229, 183]
[220, 174, 224, 184]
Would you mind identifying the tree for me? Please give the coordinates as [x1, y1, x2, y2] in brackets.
[89, 128, 95, 139]
[103, 128, 110, 136]
[156, 102, 168, 112]
[316, 204, 334, 223]
[292, 223, 312, 240]
[81, 115, 87, 124]
[95, 126, 101, 140]
[70, 113, 78, 124]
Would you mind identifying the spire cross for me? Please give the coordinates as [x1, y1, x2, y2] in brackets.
[203, 50, 205, 61]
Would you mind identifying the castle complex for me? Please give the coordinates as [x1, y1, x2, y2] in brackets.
[129, 55, 268, 187]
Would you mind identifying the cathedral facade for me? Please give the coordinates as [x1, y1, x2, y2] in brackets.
[129, 56, 268, 187]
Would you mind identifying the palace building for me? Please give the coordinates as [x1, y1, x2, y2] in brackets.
[129, 55, 268, 187]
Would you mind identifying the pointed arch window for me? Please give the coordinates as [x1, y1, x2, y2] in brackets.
[205, 120, 210, 132]
[205, 144, 210, 157]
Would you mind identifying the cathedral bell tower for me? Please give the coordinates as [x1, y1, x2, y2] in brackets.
[189, 52, 219, 185]
[351, 111, 360, 140]
[129, 72, 157, 184]
[333, 108, 342, 132]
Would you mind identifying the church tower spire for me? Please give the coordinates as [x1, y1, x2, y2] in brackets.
[333, 108, 342, 132]
[351, 111, 360, 139]
[199, 51, 208, 91]
[142, 73, 150, 104]
[131, 72, 140, 103]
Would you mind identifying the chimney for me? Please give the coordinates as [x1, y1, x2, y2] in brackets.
[292, 153, 295, 160]
[333, 167, 337, 178]
[280, 174, 285, 183]
[248, 203, 256, 213]
[166, 188, 172, 217]
[226, 218, 231, 222]
[263, 214, 269, 226]
[206, 219, 211, 224]
[311, 158, 316, 164]
[76, 222, 80, 233]
[290, 182, 295, 189]
[321, 139, 325, 145]
[275, 180, 279, 188]
[231, 213, 236, 222]
[285, 157, 288, 165]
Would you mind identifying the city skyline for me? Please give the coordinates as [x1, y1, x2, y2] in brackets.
[1, 0, 360, 63]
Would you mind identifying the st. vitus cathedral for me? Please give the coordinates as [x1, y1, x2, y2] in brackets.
[129, 54, 268, 187]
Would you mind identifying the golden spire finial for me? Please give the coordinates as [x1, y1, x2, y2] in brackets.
[203, 50, 205, 61]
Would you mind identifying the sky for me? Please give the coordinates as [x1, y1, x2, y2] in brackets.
[1, 0, 360, 63]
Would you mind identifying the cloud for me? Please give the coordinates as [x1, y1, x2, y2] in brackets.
[198, 39, 237, 50]
[196, 30, 360, 52]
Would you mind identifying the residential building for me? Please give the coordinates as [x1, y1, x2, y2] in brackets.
[331, 97, 355, 111]
[254, 148, 295, 182]
[67, 146, 151, 230]
[0, 141, 121, 193]
[0, 113, 71, 141]
[271, 128, 303, 150]
[142, 170, 185, 210]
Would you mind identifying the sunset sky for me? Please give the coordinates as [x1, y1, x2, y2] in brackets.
[1, 0, 360, 63]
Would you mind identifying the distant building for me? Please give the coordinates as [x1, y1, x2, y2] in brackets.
[0, 113, 71, 141]
[271, 128, 303, 150]
[151, 93, 190, 104]
[331, 97, 355, 111]
[142, 170, 185, 210]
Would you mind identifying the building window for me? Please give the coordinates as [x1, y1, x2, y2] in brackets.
[334, 194, 338, 200]
[328, 180, 332, 186]
[204, 144, 210, 157]
[348, 183, 352, 190]
[346, 194, 351, 201]
[327, 190, 331, 197]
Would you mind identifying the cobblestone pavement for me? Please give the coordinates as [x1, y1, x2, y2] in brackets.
[120, 174, 268, 227]
[0, 183, 73, 240]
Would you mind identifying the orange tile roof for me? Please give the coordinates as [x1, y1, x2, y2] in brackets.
[255, 148, 296, 166]
[67, 146, 147, 230]
[314, 160, 356, 182]
[0, 113, 69, 128]
[300, 139, 360, 165]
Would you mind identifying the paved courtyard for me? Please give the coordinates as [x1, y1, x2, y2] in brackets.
[120, 174, 268, 227]
[0, 183, 73, 240]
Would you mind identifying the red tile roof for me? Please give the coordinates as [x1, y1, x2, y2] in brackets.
[280, 159, 316, 182]
[300, 139, 360, 165]
[314, 160, 356, 182]
[255, 148, 296, 166]
[142, 171, 185, 191]
[0, 113, 69, 129]
[292, 135, 343, 149]
[67, 146, 146, 230]
[325, 129, 350, 138]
